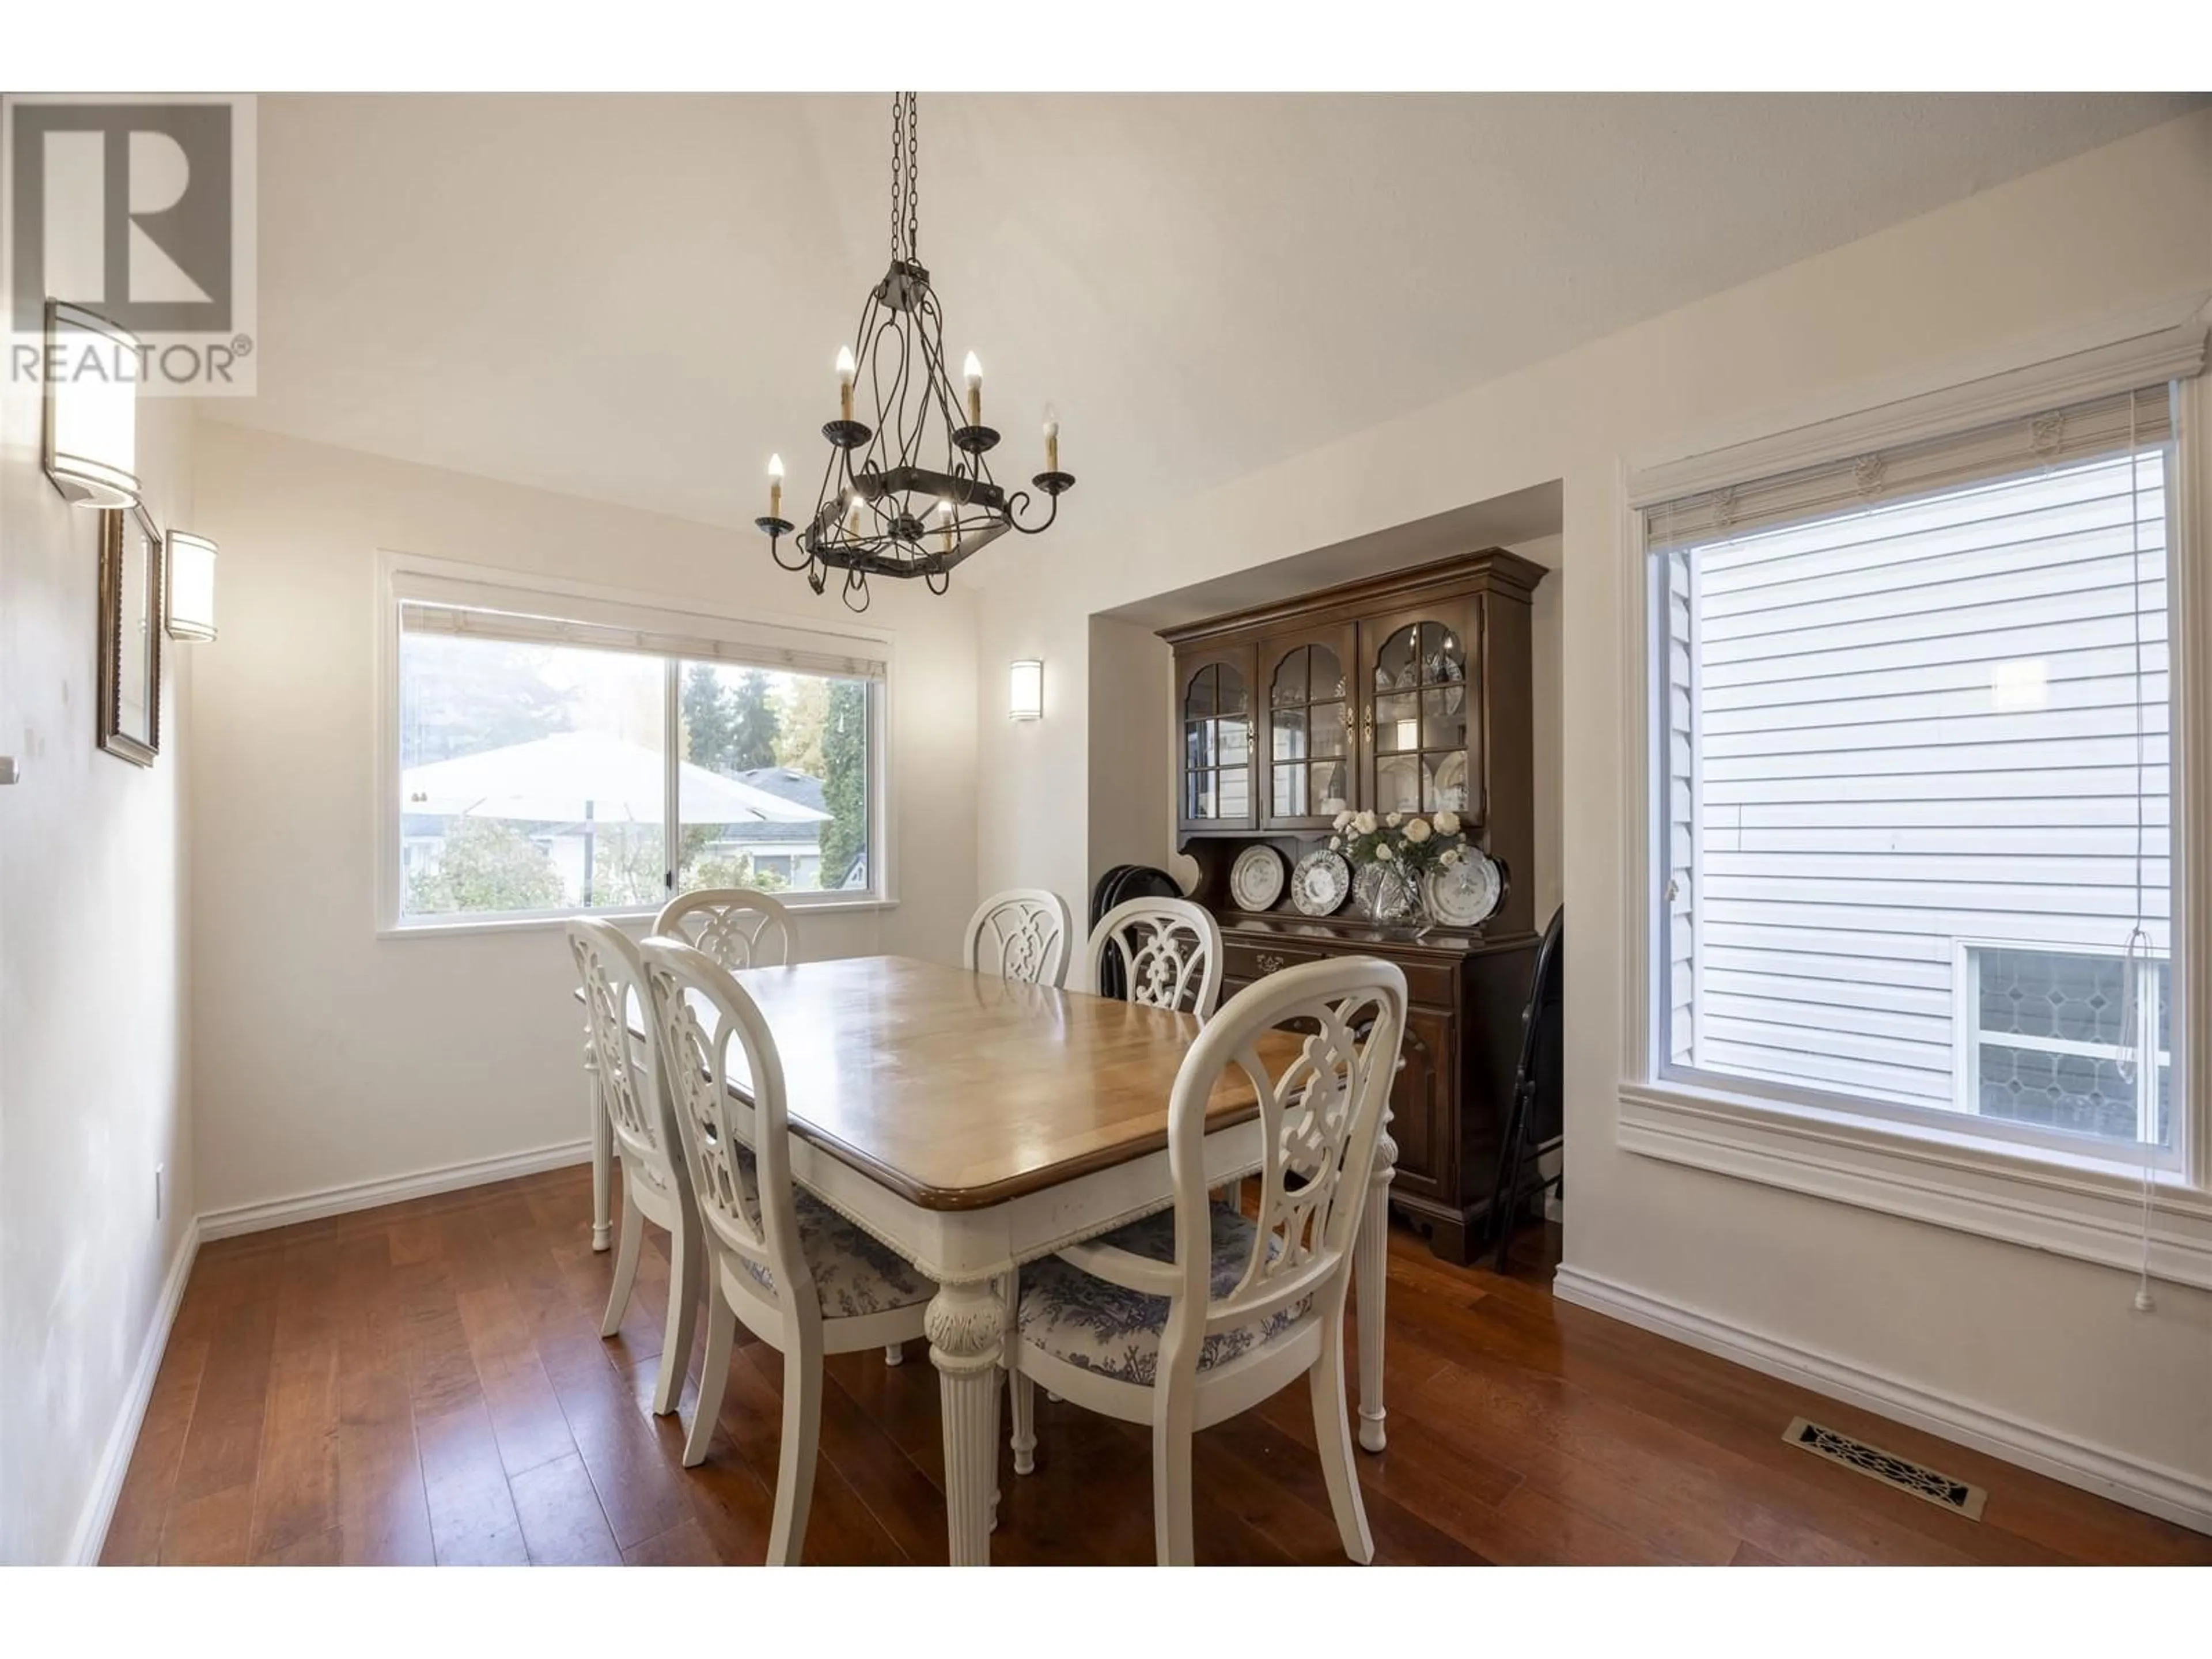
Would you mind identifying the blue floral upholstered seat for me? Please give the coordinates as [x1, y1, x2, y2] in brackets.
[1017, 1203, 1309, 1386]
[733, 1156, 933, 1318]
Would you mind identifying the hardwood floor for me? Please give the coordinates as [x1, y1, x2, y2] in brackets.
[103, 1165, 2212, 1566]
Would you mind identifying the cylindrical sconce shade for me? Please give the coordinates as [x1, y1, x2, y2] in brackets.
[43, 301, 141, 510]
[164, 532, 218, 641]
[1009, 658, 1044, 721]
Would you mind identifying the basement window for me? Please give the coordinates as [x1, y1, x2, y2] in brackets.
[1960, 943, 2171, 1149]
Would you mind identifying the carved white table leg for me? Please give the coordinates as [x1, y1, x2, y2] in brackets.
[587, 1043, 613, 1253]
[1355, 1127, 1396, 1453]
[926, 1279, 1005, 1566]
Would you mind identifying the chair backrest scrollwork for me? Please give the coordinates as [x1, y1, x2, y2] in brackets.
[655, 888, 796, 973]
[568, 918, 674, 1172]
[1085, 897, 1223, 1019]
[1157, 956, 1407, 1382]
[636, 937, 812, 1305]
[964, 888, 1073, 987]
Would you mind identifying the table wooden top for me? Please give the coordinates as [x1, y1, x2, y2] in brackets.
[641, 955, 1278, 1211]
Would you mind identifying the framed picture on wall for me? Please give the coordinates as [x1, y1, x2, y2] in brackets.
[99, 504, 164, 766]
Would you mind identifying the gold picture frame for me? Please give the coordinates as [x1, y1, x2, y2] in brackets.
[98, 504, 164, 766]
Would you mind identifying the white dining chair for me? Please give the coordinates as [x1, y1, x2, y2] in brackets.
[655, 887, 795, 972]
[964, 887, 1073, 986]
[567, 918, 702, 1419]
[638, 935, 934, 1565]
[1006, 956, 1408, 1565]
[1085, 895, 1224, 1020]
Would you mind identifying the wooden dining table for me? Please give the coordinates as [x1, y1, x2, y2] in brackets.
[585, 953, 1396, 1566]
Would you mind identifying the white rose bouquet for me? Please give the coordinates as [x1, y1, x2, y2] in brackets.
[1329, 806, 1472, 876]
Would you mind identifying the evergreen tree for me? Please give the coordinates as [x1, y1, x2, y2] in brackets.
[728, 670, 782, 772]
[680, 662, 742, 775]
[817, 680, 870, 887]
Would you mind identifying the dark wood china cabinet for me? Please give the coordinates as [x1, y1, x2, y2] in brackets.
[1258, 622, 1357, 834]
[1161, 550, 1547, 1263]
[1177, 646, 1258, 834]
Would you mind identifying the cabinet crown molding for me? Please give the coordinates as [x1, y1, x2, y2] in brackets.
[1157, 547, 1546, 647]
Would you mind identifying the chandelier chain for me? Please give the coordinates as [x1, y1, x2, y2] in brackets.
[889, 93, 903, 255]
[762, 90, 1069, 613]
[906, 91, 919, 259]
[889, 91, 921, 261]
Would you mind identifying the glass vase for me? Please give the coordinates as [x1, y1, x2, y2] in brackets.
[1357, 861, 1425, 926]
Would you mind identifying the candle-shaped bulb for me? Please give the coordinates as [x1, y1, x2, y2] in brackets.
[767, 452, 785, 520]
[1042, 404, 1059, 474]
[835, 346, 857, 422]
[963, 351, 983, 427]
[937, 496, 955, 552]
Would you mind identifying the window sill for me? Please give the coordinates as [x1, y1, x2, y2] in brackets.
[378, 896, 899, 941]
[1618, 1080, 2212, 1290]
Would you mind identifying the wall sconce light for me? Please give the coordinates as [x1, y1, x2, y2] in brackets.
[41, 300, 142, 510]
[164, 532, 218, 642]
[1009, 658, 1044, 721]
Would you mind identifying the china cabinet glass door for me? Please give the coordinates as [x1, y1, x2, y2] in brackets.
[1179, 649, 1255, 830]
[1359, 600, 1483, 824]
[1261, 627, 1355, 831]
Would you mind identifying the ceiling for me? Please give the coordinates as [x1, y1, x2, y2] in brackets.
[212, 92, 2204, 577]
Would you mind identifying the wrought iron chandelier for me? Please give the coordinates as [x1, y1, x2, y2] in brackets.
[757, 92, 1074, 612]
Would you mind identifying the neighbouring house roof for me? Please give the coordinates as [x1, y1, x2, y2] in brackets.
[736, 766, 828, 813]
[402, 730, 829, 826]
[728, 767, 831, 842]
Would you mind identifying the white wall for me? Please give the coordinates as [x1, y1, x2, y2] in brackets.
[188, 424, 979, 1220]
[976, 113, 2212, 1501]
[1085, 615, 1176, 884]
[1516, 534, 1563, 924]
[0, 389, 196, 1563]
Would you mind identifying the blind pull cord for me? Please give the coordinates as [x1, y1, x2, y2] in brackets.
[2115, 391, 2157, 1314]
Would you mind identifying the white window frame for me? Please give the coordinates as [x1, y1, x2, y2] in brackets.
[373, 551, 897, 936]
[1615, 314, 2212, 1290]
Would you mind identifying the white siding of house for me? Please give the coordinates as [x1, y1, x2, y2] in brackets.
[1676, 449, 2171, 1112]
[1665, 550, 1699, 1066]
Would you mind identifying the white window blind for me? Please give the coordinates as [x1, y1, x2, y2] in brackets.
[1646, 386, 2174, 554]
[1649, 380, 2181, 1158]
[392, 572, 888, 683]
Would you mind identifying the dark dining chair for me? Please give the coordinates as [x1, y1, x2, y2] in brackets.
[1484, 905, 1563, 1270]
[1088, 865, 1181, 1001]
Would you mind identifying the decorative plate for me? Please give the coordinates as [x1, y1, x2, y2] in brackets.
[1229, 844, 1287, 912]
[1290, 848, 1352, 917]
[1433, 751, 1468, 813]
[1426, 851, 1504, 929]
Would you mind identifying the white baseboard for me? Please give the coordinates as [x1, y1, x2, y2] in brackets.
[69, 1219, 201, 1566]
[198, 1137, 593, 1242]
[1552, 1263, 2212, 1538]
